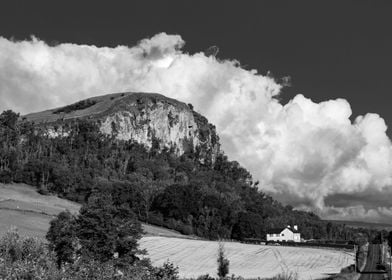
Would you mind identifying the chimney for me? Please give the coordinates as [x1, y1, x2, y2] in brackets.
[293, 225, 298, 231]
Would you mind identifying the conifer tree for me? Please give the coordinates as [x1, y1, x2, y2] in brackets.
[217, 242, 229, 279]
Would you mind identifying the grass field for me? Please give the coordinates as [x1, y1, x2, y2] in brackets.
[0, 183, 80, 238]
[140, 236, 355, 279]
[0, 183, 354, 279]
[0, 183, 186, 239]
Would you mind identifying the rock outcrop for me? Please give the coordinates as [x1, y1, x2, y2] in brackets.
[24, 92, 220, 164]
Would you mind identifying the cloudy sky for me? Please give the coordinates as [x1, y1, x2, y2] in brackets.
[1, 1, 392, 223]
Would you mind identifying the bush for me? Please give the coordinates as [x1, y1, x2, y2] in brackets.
[0, 170, 12, 184]
[0, 228, 59, 280]
[38, 185, 50, 195]
[217, 242, 229, 279]
[0, 228, 176, 280]
[197, 274, 215, 280]
[0, 228, 46, 263]
[147, 212, 165, 227]
[340, 264, 356, 273]
[154, 260, 179, 280]
[178, 224, 194, 236]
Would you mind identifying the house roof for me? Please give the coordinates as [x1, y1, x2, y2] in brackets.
[267, 227, 300, 234]
[290, 228, 300, 233]
[268, 228, 285, 234]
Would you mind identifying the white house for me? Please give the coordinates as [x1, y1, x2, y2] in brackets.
[266, 225, 301, 243]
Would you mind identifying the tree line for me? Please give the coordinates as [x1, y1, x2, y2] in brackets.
[0, 109, 381, 242]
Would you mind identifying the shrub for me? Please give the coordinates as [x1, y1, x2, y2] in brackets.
[154, 260, 179, 280]
[147, 212, 165, 227]
[0, 228, 174, 280]
[178, 224, 194, 236]
[0, 170, 12, 184]
[340, 264, 356, 273]
[197, 274, 215, 280]
[0, 228, 59, 280]
[217, 242, 229, 279]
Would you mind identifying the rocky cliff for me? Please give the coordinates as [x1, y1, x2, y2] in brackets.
[24, 92, 220, 164]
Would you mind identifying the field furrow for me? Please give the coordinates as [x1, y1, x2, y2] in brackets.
[140, 237, 355, 279]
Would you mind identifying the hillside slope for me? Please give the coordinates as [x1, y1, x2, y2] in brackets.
[0, 183, 186, 239]
[0, 183, 80, 238]
[1, 92, 368, 242]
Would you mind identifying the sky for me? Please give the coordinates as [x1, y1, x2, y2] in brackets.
[1, 0, 392, 223]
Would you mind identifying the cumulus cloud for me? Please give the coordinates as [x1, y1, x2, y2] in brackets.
[1, 33, 391, 222]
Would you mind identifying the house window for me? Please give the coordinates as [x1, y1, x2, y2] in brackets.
[281, 234, 284, 236]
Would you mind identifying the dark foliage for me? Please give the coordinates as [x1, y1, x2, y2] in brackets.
[217, 243, 229, 279]
[0, 109, 380, 242]
[53, 99, 97, 114]
[46, 210, 77, 267]
[388, 231, 392, 248]
[1, 229, 178, 280]
[77, 193, 144, 264]
[197, 275, 216, 280]
[47, 193, 144, 267]
[154, 260, 179, 280]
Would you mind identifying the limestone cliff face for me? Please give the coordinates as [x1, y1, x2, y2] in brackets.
[98, 94, 220, 163]
[24, 92, 220, 164]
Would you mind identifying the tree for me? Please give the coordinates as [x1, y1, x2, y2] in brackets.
[76, 193, 144, 265]
[154, 260, 179, 280]
[326, 222, 333, 240]
[0, 110, 19, 130]
[388, 231, 392, 248]
[47, 193, 144, 268]
[231, 212, 264, 240]
[217, 242, 229, 279]
[46, 210, 78, 267]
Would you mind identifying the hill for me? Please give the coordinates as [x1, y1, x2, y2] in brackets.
[24, 92, 188, 124]
[0, 92, 381, 242]
[23, 92, 220, 162]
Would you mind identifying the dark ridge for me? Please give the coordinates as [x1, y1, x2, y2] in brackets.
[23, 92, 191, 124]
[53, 99, 97, 114]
